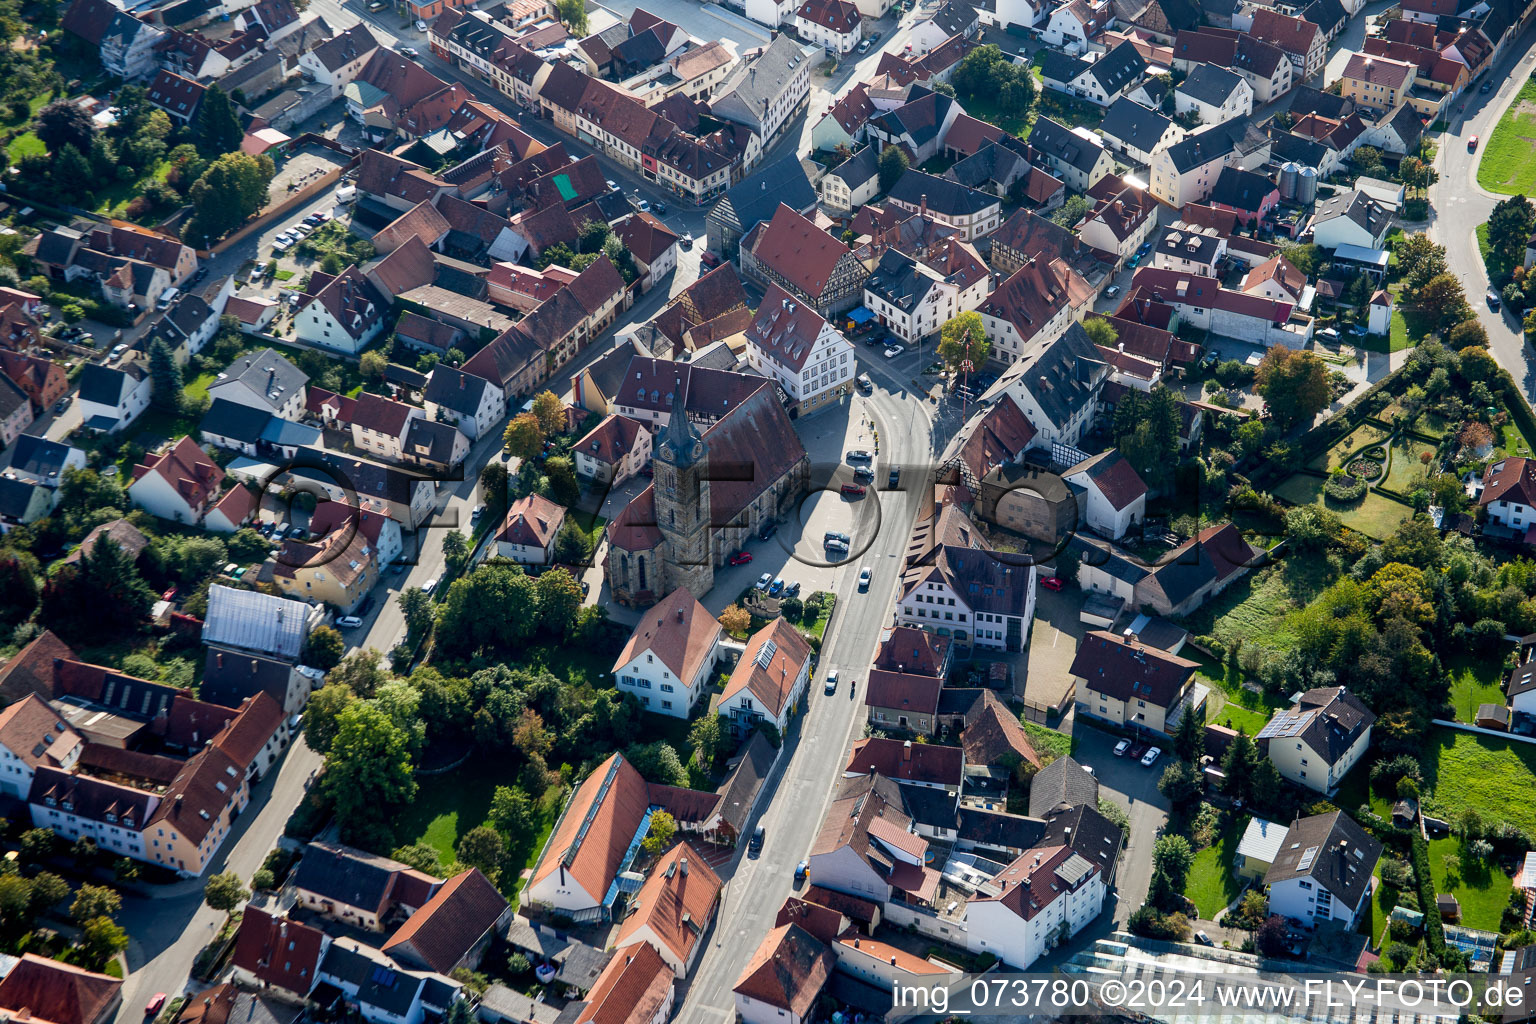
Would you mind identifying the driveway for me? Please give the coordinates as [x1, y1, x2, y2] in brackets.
[1071, 723, 1170, 926]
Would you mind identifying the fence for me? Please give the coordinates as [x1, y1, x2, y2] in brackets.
[1430, 718, 1536, 746]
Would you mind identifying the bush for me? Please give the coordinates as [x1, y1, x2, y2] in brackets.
[1324, 474, 1366, 503]
[1352, 459, 1383, 480]
[1410, 834, 1446, 955]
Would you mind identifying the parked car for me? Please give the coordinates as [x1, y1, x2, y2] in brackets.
[856, 373, 874, 393]
[1040, 576, 1065, 591]
[854, 465, 874, 482]
[400, 45, 419, 56]
[1140, 746, 1162, 767]
[1114, 739, 1130, 757]
[888, 467, 900, 486]
[824, 537, 849, 553]
[336, 616, 364, 629]
[420, 578, 438, 594]
[824, 669, 839, 694]
[794, 860, 809, 884]
[701, 250, 721, 268]
[883, 344, 904, 358]
[653, 202, 667, 215]
[858, 39, 870, 52]
[681, 232, 693, 249]
[858, 566, 871, 589]
[846, 449, 873, 462]
[729, 550, 753, 565]
[1481, 80, 1494, 94]
[749, 825, 765, 853]
[53, 397, 69, 413]
[758, 520, 778, 540]
[108, 344, 128, 361]
[146, 995, 167, 1017]
[1196, 931, 1214, 946]
[606, 179, 618, 191]
[1488, 288, 1502, 310]
[769, 577, 785, 596]
[756, 572, 773, 590]
[471, 504, 485, 520]
[1469, 135, 1479, 151]
[784, 581, 800, 597]
[824, 530, 850, 546]
[1105, 284, 1121, 298]
[840, 482, 867, 497]
[1082, 764, 1095, 776]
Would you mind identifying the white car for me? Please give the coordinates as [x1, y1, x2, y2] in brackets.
[1081, 763, 1095, 776]
[108, 344, 128, 361]
[421, 578, 438, 594]
[415, 18, 427, 30]
[1113, 739, 1130, 757]
[857, 566, 871, 589]
[884, 344, 904, 358]
[336, 616, 363, 629]
[1140, 746, 1162, 767]
[755, 572, 773, 591]
[823, 669, 839, 695]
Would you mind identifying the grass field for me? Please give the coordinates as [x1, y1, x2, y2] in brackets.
[1426, 835, 1514, 931]
[1500, 419, 1536, 458]
[1308, 423, 1390, 472]
[1333, 760, 1396, 821]
[1446, 656, 1509, 723]
[1025, 720, 1074, 761]
[1381, 438, 1436, 493]
[1186, 822, 1245, 919]
[1423, 727, 1536, 835]
[1478, 76, 1536, 195]
[183, 372, 217, 407]
[1182, 558, 1336, 657]
[1270, 474, 1414, 539]
[1187, 654, 1284, 734]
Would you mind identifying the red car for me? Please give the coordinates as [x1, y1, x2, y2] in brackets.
[701, 250, 721, 268]
[146, 995, 167, 1017]
[729, 551, 753, 566]
[1468, 135, 1479, 151]
[1040, 576, 1065, 591]
[840, 483, 867, 497]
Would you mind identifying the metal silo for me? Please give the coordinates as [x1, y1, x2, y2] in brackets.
[1297, 166, 1318, 204]
[1279, 162, 1300, 201]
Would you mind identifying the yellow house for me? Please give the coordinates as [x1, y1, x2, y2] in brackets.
[1338, 54, 1416, 114]
[1070, 630, 1198, 735]
[273, 529, 378, 615]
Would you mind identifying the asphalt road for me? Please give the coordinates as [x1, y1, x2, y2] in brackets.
[1430, 24, 1536, 402]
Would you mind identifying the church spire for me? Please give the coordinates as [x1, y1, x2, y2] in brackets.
[660, 385, 704, 467]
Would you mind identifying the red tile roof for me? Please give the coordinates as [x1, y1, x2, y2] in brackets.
[382, 868, 508, 974]
[614, 587, 721, 688]
[132, 436, 224, 513]
[723, 618, 812, 718]
[0, 954, 121, 1024]
[732, 924, 833, 1017]
[846, 737, 962, 786]
[612, 842, 721, 968]
[532, 753, 651, 901]
[499, 492, 567, 549]
[863, 669, 942, 719]
[1481, 456, 1536, 508]
[749, 204, 856, 301]
[576, 942, 673, 1024]
[231, 909, 325, 996]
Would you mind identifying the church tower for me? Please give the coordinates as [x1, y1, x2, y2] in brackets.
[653, 388, 714, 598]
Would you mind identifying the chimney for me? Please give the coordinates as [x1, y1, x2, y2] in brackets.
[920, 194, 928, 219]
[681, 858, 689, 876]
[677, 607, 685, 622]
[903, 740, 912, 762]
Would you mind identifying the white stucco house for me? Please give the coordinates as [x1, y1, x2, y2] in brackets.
[612, 587, 724, 719]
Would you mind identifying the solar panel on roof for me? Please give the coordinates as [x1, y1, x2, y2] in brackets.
[756, 638, 778, 669]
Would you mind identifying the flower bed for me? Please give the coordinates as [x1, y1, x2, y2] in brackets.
[1353, 459, 1384, 481]
[1324, 473, 1367, 503]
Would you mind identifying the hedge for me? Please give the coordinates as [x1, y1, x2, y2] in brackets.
[1409, 833, 1446, 956]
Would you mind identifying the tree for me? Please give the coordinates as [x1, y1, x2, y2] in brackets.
[322, 702, 418, 847]
[146, 337, 185, 415]
[1352, 145, 1383, 176]
[719, 604, 751, 636]
[554, 0, 587, 34]
[51, 143, 94, 198]
[642, 810, 677, 856]
[195, 84, 243, 157]
[1280, 242, 1320, 278]
[35, 99, 94, 155]
[1256, 915, 1289, 957]
[186, 152, 276, 245]
[1415, 272, 1471, 330]
[399, 587, 434, 640]
[489, 785, 534, 836]
[303, 625, 345, 671]
[360, 350, 387, 382]
[1174, 704, 1205, 763]
[553, 522, 588, 565]
[0, 555, 38, 628]
[1254, 346, 1329, 427]
[878, 144, 909, 192]
[1220, 728, 1258, 801]
[442, 530, 471, 574]
[1458, 345, 1500, 383]
[1447, 319, 1488, 349]
[938, 311, 991, 374]
[1396, 234, 1447, 292]
[302, 682, 356, 755]
[535, 568, 582, 635]
[1152, 834, 1194, 893]
[1051, 193, 1090, 229]
[503, 413, 544, 460]
[78, 916, 129, 970]
[70, 884, 120, 924]
[203, 871, 248, 912]
[545, 455, 579, 508]
[1157, 759, 1202, 807]
[455, 825, 506, 883]
[531, 391, 565, 436]
[952, 44, 1036, 114]
[1082, 317, 1119, 348]
[391, 843, 443, 874]
[688, 714, 722, 767]
[480, 462, 509, 519]
[1112, 385, 1182, 491]
[252, 868, 275, 891]
[1230, 889, 1270, 932]
[1489, 195, 1536, 265]
[328, 648, 387, 698]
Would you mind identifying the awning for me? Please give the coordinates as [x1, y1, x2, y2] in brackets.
[847, 306, 875, 325]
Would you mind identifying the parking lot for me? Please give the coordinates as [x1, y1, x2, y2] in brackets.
[1072, 723, 1172, 924]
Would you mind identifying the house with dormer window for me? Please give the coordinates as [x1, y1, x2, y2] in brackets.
[295, 267, 388, 355]
[743, 285, 855, 414]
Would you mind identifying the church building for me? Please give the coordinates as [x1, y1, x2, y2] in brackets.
[605, 375, 809, 606]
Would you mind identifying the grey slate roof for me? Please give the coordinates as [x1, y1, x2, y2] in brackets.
[0, 478, 40, 519]
[1085, 40, 1146, 96]
[955, 807, 1048, 853]
[424, 366, 495, 416]
[1207, 166, 1276, 212]
[1028, 755, 1100, 818]
[317, 943, 424, 1018]
[78, 362, 145, 408]
[1099, 97, 1175, 150]
[203, 584, 309, 659]
[1263, 811, 1381, 909]
[211, 348, 308, 412]
[926, 0, 978, 36]
[163, 293, 216, 340]
[1011, 323, 1105, 431]
[887, 169, 996, 217]
[1029, 115, 1106, 174]
[1178, 61, 1245, 106]
[8, 435, 77, 483]
[712, 154, 817, 233]
[711, 33, 805, 128]
[1040, 49, 1089, 85]
[1256, 686, 1375, 766]
[201, 398, 273, 444]
[829, 145, 879, 190]
[403, 418, 461, 465]
[865, 249, 938, 313]
[293, 842, 413, 915]
[1162, 116, 1265, 173]
[202, 649, 295, 710]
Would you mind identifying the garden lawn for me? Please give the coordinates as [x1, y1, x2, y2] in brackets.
[1186, 653, 1285, 734]
[1381, 438, 1436, 493]
[1024, 720, 1073, 762]
[1499, 419, 1536, 458]
[1181, 558, 1336, 657]
[1333, 760, 1395, 821]
[1185, 822, 1245, 919]
[517, 638, 618, 690]
[1270, 474, 1413, 539]
[1478, 76, 1536, 195]
[1422, 726, 1536, 835]
[1307, 423, 1389, 472]
[183, 372, 217, 406]
[1426, 836, 1514, 932]
[1446, 656, 1509, 724]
